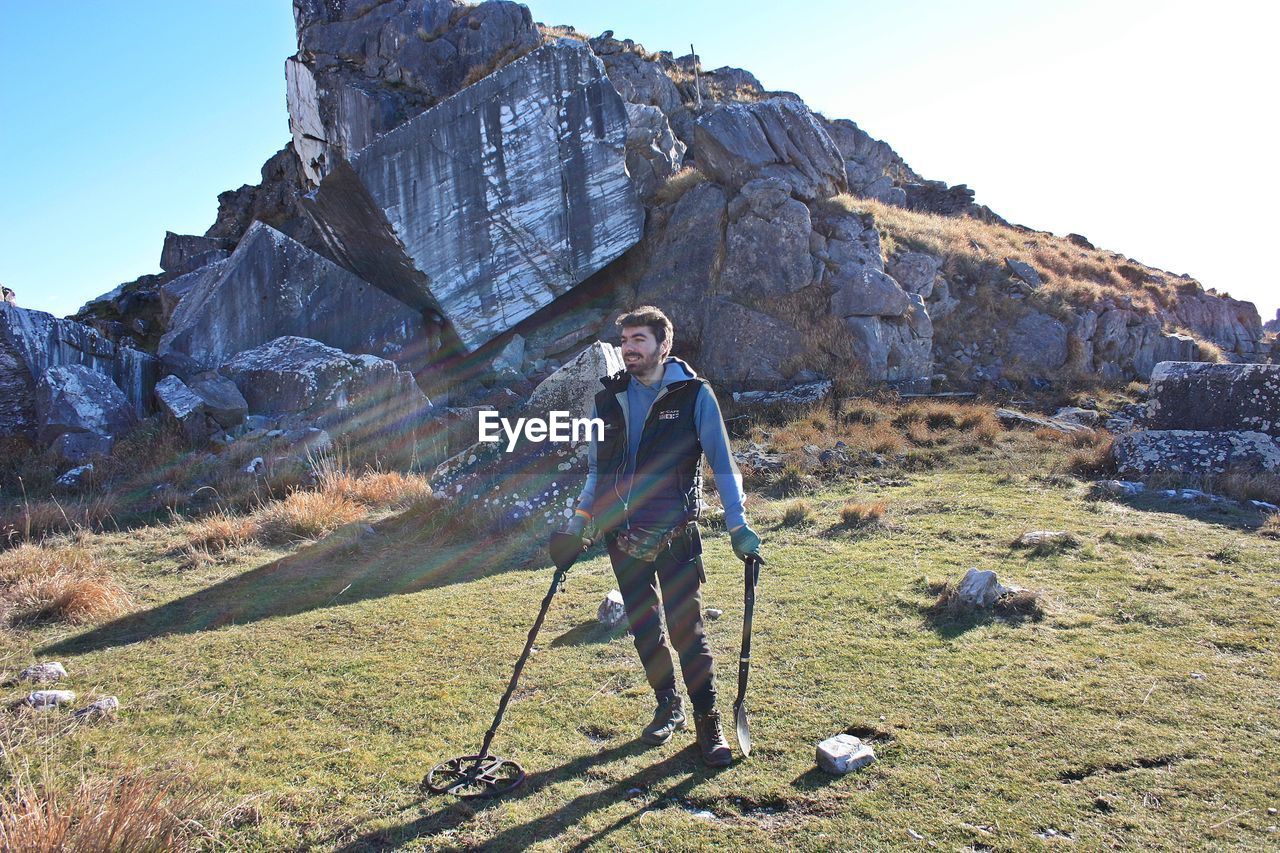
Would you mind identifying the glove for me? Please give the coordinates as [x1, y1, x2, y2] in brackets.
[549, 510, 591, 571]
[730, 523, 762, 563]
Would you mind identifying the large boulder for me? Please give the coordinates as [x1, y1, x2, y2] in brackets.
[0, 304, 156, 439]
[721, 179, 817, 300]
[287, 0, 542, 185]
[218, 337, 438, 452]
[301, 39, 645, 353]
[1113, 429, 1280, 478]
[526, 342, 624, 421]
[158, 221, 430, 376]
[35, 365, 136, 444]
[690, 98, 847, 202]
[699, 300, 803, 388]
[159, 232, 233, 276]
[1005, 311, 1069, 375]
[1147, 362, 1280, 436]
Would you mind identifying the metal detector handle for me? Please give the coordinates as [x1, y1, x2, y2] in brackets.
[477, 564, 568, 759]
[735, 555, 759, 706]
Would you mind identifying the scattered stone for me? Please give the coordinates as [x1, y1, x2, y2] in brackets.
[597, 590, 626, 627]
[954, 568, 1023, 609]
[36, 364, 137, 445]
[1190, 672, 1206, 680]
[51, 431, 114, 465]
[245, 457, 265, 474]
[26, 690, 75, 709]
[1090, 479, 1146, 498]
[1004, 258, 1043, 288]
[816, 733, 877, 774]
[996, 408, 1093, 434]
[705, 608, 723, 621]
[732, 380, 832, 408]
[72, 696, 120, 721]
[906, 828, 924, 841]
[1015, 531, 1077, 549]
[1054, 406, 1100, 427]
[18, 662, 67, 684]
[54, 464, 94, 489]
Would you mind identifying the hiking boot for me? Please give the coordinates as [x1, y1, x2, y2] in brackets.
[694, 709, 732, 767]
[641, 693, 686, 745]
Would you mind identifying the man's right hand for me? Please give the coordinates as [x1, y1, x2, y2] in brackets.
[549, 510, 590, 570]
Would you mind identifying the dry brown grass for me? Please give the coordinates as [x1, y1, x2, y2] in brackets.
[0, 770, 209, 851]
[252, 489, 364, 545]
[780, 500, 814, 526]
[311, 466, 432, 508]
[651, 167, 707, 207]
[1260, 513, 1280, 538]
[840, 500, 886, 528]
[926, 582, 1045, 624]
[0, 543, 130, 625]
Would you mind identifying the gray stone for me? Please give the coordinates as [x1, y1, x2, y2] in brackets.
[1147, 362, 1280, 436]
[699, 300, 803, 388]
[72, 695, 120, 721]
[1090, 479, 1146, 498]
[18, 662, 67, 684]
[995, 408, 1093, 434]
[159, 222, 431, 376]
[887, 252, 940, 299]
[1113, 429, 1280, 478]
[0, 304, 156, 438]
[597, 589, 626, 627]
[218, 337, 437, 448]
[186, 371, 248, 429]
[705, 608, 723, 620]
[692, 98, 847, 201]
[1004, 258, 1043, 288]
[831, 268, 912, 318]
[154, 374, 211, 443]
[54, 464, 94, 490]
[722, 179, 816, 299]
[624, 102, 686, 200]
[816, 734, 876, 775]
[733, 380, 833, 407]
[35, 365, 136, 444]
[1016, 530, 1074, 548]
[526, 342, 624, 423]
[1054, 407, 1100, 427]
[302, 40, 644, 353]
[51, 432, 114, 465]
[1006, 311, 1069, 374]
[954, 568, 1022, 609]
[26, 689, 75, 709]
[159, 232, 233, 276]
[492, 335, 525, 377]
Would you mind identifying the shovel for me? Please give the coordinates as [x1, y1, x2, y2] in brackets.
[732, 554, 761, 757]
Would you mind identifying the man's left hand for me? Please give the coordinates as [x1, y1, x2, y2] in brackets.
[730, 523, 762, 563]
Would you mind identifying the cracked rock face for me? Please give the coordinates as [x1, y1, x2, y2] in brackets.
[302, 39, 644, 353]
[1113, 429, 1280, 477]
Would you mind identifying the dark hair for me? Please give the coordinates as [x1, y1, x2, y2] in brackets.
[615, 305, 674, 353]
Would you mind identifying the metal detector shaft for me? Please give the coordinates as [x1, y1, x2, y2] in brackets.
[476, 564, 569, 759]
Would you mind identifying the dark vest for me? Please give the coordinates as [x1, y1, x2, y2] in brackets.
[589, 370, 705, 533]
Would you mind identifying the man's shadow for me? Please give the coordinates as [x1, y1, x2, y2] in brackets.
[334, 738, 727, 851]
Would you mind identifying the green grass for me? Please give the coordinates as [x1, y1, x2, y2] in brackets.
[1, 432, 1277, 850]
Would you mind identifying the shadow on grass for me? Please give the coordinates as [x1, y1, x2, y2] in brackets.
[39, 509, 546, 656]
[1095, 492, 1268, 532]
[921, 591, 1045, 639]
[550, 619, 628, 647]
[334, 738, 725, 852]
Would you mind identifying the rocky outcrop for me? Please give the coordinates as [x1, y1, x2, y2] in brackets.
[302, 39, 644, 353]
[0, 304, 155, 440]
[623, 103, 686, 201]
[158, 221, 431, 377]
[1147, 362, 1280, 436]
[690, 99, 847, 202]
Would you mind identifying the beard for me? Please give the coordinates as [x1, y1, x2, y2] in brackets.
[624, 349, 663, 376]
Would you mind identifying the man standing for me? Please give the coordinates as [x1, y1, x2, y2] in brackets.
[554, 306, 762, 767]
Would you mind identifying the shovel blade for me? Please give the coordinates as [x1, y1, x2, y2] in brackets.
[734, 699, 751, 757]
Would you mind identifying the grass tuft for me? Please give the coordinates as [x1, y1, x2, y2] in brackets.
[0, 542, 131, 625]
[840, 500, 886, 528]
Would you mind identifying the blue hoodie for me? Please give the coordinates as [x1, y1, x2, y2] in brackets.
[576, 357, 747, 530]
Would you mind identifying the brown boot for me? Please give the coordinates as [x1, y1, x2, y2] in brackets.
[693, 709, 732, 767]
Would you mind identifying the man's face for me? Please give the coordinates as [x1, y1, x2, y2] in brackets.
[620, 325, 665, 376]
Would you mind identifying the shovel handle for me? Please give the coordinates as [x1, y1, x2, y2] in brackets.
[735, 555, 758, 708]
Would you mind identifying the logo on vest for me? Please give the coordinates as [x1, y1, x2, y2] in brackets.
[657, 409, 680, 420]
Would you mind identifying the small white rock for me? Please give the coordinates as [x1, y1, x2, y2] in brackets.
[816, 733, 876, 774]
[26, 690, 76, 709]
[244, 456, 265, 474]
[906, 828, 923, 840]
[705, 608, 723, 621]
[18, 662, 67, 684]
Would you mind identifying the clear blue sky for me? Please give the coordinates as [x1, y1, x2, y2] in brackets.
[2, 1, 1275, 322]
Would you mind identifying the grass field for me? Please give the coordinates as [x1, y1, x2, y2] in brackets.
[0, 408, 1276, 850]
